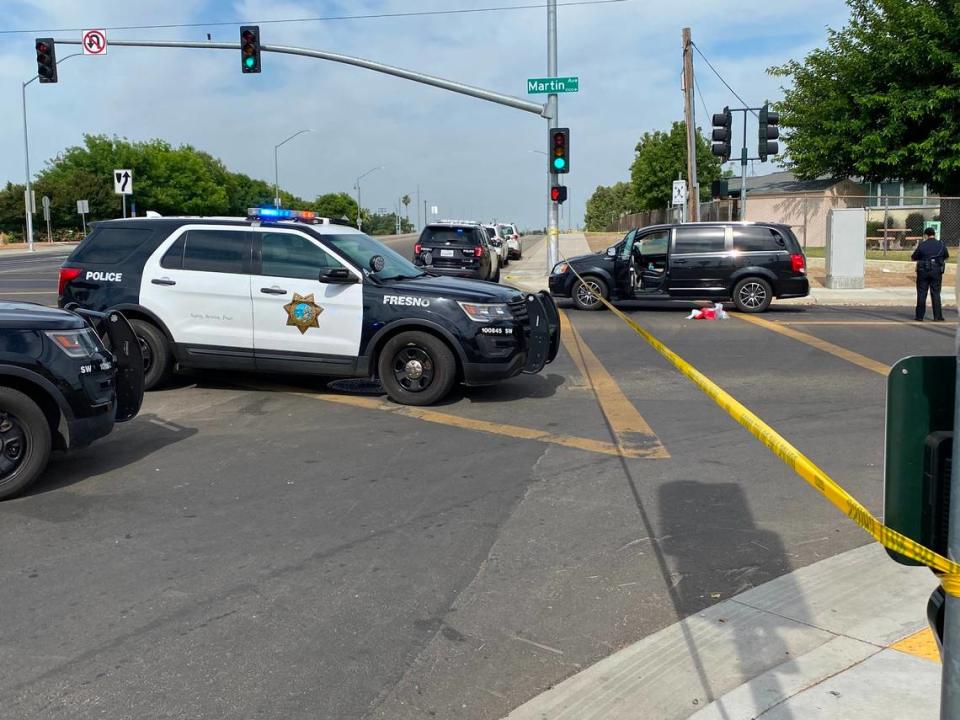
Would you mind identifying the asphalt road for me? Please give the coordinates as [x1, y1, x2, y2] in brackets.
[0, 248, 955, 719]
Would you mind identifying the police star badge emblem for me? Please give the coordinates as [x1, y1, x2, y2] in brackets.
[283, 293, 324, 334]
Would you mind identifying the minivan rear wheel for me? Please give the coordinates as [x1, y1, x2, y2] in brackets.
[733, 277, 773, 313]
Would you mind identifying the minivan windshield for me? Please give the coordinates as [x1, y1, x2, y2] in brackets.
[322, 233, 425, 281]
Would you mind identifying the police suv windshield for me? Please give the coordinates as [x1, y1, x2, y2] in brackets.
[323, 233, 425, 281]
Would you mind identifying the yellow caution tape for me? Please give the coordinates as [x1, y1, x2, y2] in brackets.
[563, 262, 960, 592]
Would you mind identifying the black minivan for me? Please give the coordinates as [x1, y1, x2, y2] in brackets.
[549, 222, 809, 313]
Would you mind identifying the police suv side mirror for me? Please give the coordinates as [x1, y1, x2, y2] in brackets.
[319, 267, 358, 284]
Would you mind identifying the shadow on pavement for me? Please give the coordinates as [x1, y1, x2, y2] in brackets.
[658, 480, 804, 717]
[20, 413, 197, 498]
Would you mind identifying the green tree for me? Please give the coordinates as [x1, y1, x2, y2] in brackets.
[584, 182, 635, 231]
[0, 182, 27, 238]
[311, 192, 360, 223]
[629, 122, 721, 211]
[363, 212, 413, 235]
[401, 194, 412, 222]
[770, 0, 960, 194]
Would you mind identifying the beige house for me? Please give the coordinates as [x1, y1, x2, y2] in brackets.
[739, 172, 867, 248]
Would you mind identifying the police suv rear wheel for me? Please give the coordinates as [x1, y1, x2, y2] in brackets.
[130, 319, 172, 390]
[0, 388, 51, 500]
[378, 331, 456, 406]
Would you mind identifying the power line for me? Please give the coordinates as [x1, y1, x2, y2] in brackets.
[691, 42, 758, 117]
[693, 76, 711, 130]
[0, 0, 630, 35]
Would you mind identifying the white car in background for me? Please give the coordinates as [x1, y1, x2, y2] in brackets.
[483, 224, 510, 267]
[498, 223, 522, 259]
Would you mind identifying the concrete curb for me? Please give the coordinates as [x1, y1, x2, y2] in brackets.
[503, 544, 937, 720]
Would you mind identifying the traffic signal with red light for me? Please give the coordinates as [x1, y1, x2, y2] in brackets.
[758, 103, 780, 161]
[711, 107, 732, 162]
[551, 185, 568, 204]
[240, 25, 261, 74]
[36, 38, 57, 84]
[550, 128, 570, 174]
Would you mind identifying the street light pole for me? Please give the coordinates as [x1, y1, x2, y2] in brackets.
[273, 129, 313, 208]
[21, 52, 82, 252]
[546, 0, 560, 272]
[354, 165, 384, 231]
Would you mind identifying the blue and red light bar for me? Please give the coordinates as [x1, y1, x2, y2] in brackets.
[247, 207, 317, 222]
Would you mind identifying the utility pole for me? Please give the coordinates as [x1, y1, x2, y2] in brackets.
[682, 27, 699, 222]
[546, 0, 560, 272]
[416, 185, 421, 232]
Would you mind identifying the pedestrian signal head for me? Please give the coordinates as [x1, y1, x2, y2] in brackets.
[550, 185, 568, 204]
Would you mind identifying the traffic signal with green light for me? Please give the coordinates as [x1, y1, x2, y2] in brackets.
[550, 185, 568, 204]
[758, 103, 780, 161]
[36, 38, 57, 83]
[711, 107, 732, 163]
[240, 26, 261, 74]
[550, 128, 570, 174]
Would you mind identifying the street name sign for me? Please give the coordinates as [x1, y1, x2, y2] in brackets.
[82, 29, 107, 55]
[527, 77, 579, 94]
[114, 169, 133, 195]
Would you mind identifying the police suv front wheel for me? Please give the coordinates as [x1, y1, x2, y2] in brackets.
[0, 387, 51, 500]
[130, 319, 172, 390]
[378, 331, 457, 406]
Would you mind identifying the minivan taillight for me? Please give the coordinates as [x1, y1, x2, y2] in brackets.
[58, 267, 83, 295]
[790, 253, 806, 274]
[414, 243, 422, 255]
[474, 246, 484, 257]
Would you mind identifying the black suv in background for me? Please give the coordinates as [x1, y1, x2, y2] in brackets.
[414, 222, 499, 282]
[550, 222, 809, 313]
[0, 302, 143, 499]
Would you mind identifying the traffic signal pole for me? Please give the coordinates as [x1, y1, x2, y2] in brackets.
[943, 326, 960, 717]
[546, 0, 560, 272]
[21, 51, 81, 252]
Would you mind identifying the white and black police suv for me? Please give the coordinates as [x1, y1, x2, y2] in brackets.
[59, 209, 560, 406]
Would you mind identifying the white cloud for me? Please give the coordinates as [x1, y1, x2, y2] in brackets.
[0, 0, 851, 229]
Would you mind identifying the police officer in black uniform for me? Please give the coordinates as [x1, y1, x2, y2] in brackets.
[912, 227, 948, 322]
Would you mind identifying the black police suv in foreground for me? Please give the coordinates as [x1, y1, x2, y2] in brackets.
[59, 211, 559, 406]
[550, 222, 810, 313]
[414, 222, 500, 282]
[0, 302, 144, 499]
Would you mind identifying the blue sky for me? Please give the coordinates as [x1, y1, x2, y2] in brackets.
[0, 0, 852, 229]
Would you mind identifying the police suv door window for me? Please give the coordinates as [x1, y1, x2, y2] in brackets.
[260, 232, 344, 280]
[141, 227, 255, 352]
[251, 231, 363, 361]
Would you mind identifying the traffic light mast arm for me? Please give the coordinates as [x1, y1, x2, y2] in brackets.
[24, 51, 83, 86]
[51, 38, 550, 118]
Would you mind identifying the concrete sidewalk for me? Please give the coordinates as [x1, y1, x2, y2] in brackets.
[502, 233, 589, 292]
[504, 544, 941, 720]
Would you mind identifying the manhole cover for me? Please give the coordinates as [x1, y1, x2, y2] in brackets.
[327, 378, 385, 396]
